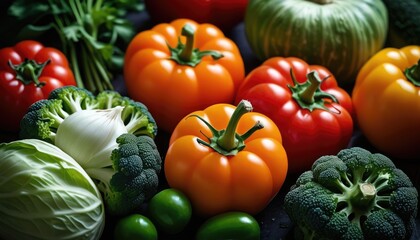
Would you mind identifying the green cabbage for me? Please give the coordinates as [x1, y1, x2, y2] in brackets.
[0, 139, 105, 240]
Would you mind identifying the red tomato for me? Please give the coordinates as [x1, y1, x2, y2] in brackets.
[0, 40, 76, 132]
[235, 57, 354, 174]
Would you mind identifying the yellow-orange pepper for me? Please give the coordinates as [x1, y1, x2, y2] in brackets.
[124, 19, 245, 133]
[352, 46, 420, 160]
[164, 100, 288, 216]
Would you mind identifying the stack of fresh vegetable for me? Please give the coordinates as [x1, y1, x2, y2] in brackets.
[0, 86, 162, 239]
[0, 0, 419, 239]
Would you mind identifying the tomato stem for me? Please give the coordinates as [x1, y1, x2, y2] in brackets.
[8, 59, 50, 87]
[169, 24, 223, 67]
[405, 59, 420, 87]
[192, 100, 263, 156]
[288, 69, 338, 112]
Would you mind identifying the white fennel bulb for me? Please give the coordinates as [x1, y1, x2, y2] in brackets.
[55, 106, 128, 169]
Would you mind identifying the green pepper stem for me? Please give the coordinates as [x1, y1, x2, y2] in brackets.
[217, 100, 253, 151]
[8, 59, 50, 87]
[288, 69, 338, 112]
[168, 24, 224, 67]
[179, 24, 195, 62]
[191, 100, 263, 156]
[405, 59, 420, 87]
[299, 71, 321, 104]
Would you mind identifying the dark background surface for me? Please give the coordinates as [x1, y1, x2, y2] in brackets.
[0, 8, 418, 240]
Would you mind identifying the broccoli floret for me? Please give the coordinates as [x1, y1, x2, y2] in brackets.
[48, 85, 98, 112]
[363, 210, 406, 239]
[88, 133, 162, 215]
[294, 170, 314, 188]
[19, 86, 157, 142]
[284, 147, 418, 240]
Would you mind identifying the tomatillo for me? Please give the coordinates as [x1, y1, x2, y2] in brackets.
[114, 214, 157, 240]
[148, 188, 192, 234]
[196, 212, 260, 240]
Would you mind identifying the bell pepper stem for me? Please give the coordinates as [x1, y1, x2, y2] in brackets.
[169, 24, 224, 67]
[298, 71, 321, 104]
[8, 59, 50, 87]
[217, 100, 253, 151]
[191, 100, 263, 156]
[240, 121, 264, 140]
[179, 24, 195, 62]
[288, 68, 338, 111]
[405, 59, 420, 87]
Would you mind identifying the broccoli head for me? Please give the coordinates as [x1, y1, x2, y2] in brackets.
[20, 86, 157, 142]
[284, 147, 418, 240]
[87, 133, 162, 215]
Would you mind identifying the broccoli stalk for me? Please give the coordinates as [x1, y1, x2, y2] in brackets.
[284, 147, 418, 240]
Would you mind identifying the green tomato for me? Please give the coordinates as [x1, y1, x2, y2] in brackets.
[114, 214, 157, 240]
[196, 212, 260, 240]
[148, 188, 192, 234]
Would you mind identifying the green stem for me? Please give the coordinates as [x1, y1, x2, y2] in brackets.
[51, 1, 83, 88]
[81, 43, 97, 92]
[84, 38, 113, 91]
[288, 69, 338, 112]
[299, 71, 321, 104]
[87, 0, 93, 12]
[179, 24, 195, 62]
[192, 100, 264, 156]
[69, 0, 83, 25]
[217, 100, 254, 151]
[8, 59, 50, 87]
[70, 42, 84, 88]
[169, 24, 223, 67]
[351, 183, 376, 210]
[405, 59, 420, 87]
[95, 0, 104, 9]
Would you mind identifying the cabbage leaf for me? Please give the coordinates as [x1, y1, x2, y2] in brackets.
[0, 139, 105, 240]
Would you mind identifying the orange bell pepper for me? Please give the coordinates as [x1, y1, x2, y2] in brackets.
[352, 45, 420, 160]
[124, 19, 245, 133]
[164, 100, 288, 216]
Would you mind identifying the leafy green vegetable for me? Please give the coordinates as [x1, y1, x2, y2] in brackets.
[284, 147, 418, 240]
[0, 139, 105, 240]
[0, 0, 144, 93]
